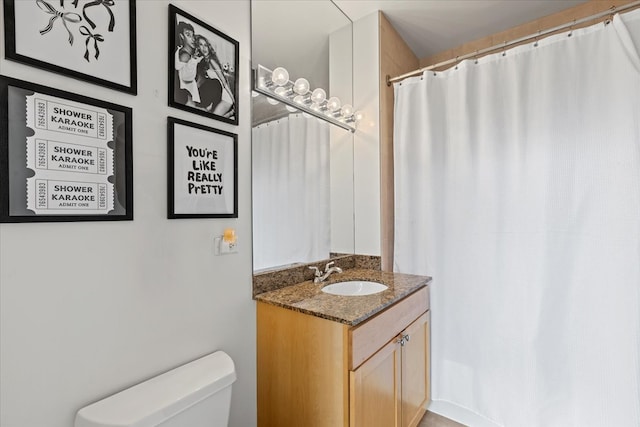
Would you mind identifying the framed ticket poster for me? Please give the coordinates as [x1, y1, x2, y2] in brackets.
[0, 75, 133, 222]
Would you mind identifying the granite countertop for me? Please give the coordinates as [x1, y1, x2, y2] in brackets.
[254, 268, 431, 326]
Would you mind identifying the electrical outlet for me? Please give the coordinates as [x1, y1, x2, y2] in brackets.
[214, 236, 238, 255]
[220, 239, 237, 254]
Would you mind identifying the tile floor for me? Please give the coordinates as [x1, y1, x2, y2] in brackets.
[418, 411, 466, 427]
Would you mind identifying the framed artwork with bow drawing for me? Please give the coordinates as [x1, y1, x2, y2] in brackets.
[3, 0, 137, 94]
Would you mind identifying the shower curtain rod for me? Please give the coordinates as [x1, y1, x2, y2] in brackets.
[387, 0, 640, 85]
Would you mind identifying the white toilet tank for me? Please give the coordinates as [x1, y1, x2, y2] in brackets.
[74, 351, 236, 427]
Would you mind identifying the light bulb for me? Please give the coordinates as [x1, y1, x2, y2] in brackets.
[251, 91, 260, 98]
[293, 78, 310, 95]
[271, 67, 289, 86]
[274, 87, 287, 97]
[353, 110, 364, 121]
[326, 97, 341, 112]
[293, 95, 305, 104]
[341, 104, 353, 117]
[310, 88, 326, 104]
[266, 97, 279, 105]
[310, 103, 321, 112]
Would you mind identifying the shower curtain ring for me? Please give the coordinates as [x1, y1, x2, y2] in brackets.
[605, 5, 616, 25]
[568, 19, 576, 37]
[533, 30, 541, 47]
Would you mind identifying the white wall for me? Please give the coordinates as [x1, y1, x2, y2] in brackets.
[0, 2, 256, 427]
[330, 24, 355, 254]
[353, 12, 381, 256]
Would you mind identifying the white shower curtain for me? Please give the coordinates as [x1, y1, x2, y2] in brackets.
[394, 11, 640, 427]
[252, 114, 330, 271]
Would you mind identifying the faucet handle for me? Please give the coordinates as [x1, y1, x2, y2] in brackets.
[309, 266, 322, 277]
[324, 261, 335, 272]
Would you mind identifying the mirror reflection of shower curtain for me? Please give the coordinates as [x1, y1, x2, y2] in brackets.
[252, 114, 330, 271]
[394, 10, 640, 427]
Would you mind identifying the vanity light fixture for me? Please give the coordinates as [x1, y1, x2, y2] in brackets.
[271, 67, 290, 86]
[293, 77, 310, 95]
[310, 88, 326, 104]
[274, 87, 288, 97]
[341, 104, 353, 117]
[254, 64, 362, 133]
[326, 97, 341, 112]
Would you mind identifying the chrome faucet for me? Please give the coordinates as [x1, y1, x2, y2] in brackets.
[309, 261, 343, 283]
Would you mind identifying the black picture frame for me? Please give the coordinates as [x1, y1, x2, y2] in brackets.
[167, 117, 237, 219]
[3, 0, 137, 95]
[0, 75, 133, 222]
[168, 4, 239, 125]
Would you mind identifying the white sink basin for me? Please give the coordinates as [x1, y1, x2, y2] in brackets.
[321, 281, 388, 296]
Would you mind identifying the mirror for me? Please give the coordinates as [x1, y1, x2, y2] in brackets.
[251, 0, 354, 272]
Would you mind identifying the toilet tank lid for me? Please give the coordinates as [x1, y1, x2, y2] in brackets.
[75, 351, 236, 427]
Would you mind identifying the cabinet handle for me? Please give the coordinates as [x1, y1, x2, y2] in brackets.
[404, 334, 410, 342]
[397, 337, 405, 346]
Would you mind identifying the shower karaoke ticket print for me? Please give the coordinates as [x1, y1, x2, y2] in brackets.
[23, 92, 115, 215]
[33, 179, 110, 211]
[0, 75, 133, 223]
[26, 94, 112, 140]
[28, 139, 111, 175]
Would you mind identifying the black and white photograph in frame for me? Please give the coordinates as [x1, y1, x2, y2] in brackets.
[0, 75, 134, 223]
[167, 117, 237, 219]
[168, 4, 238, 125]
[3, 0, 137, 94]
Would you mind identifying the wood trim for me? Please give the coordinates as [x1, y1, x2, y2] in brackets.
[349, 338, 402, 427]
[378, 12, 419, 271]
[420, 0, 639, 69]
[257, 302, 350, 426]
[425, 311, 431, 406]
[349, 287, 429, 370]
[401, 312, 430, 427]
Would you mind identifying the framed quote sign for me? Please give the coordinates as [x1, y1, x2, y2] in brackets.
[3, 0, 137, 94]
[167, 117, 237, 219]
[0, 75, 133, 222]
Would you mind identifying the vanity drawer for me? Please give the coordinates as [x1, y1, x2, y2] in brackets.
[348, 286, 429, 370]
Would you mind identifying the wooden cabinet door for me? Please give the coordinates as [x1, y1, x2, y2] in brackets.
[401, 312, 430, 427]
[350, 337, 402, 427]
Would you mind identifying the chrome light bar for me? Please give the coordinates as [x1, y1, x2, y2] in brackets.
[253, 64, 360, 133]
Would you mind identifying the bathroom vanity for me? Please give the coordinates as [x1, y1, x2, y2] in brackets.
[255, 268, 431, 427]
